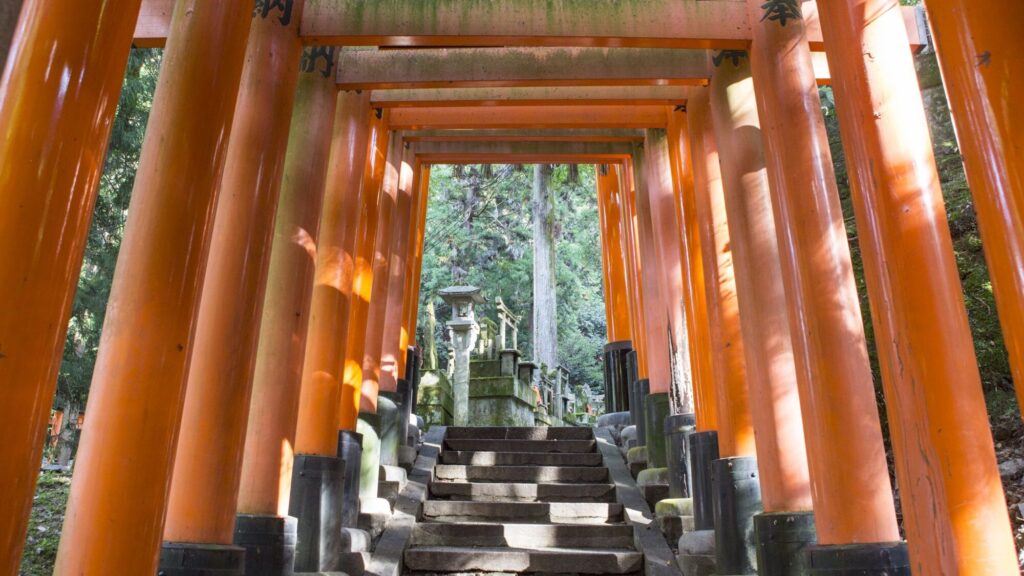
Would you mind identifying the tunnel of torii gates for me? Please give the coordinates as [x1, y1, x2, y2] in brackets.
[0, 0, 1022, 575]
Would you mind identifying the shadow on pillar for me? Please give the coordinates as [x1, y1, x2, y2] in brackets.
[603, 341, 633, 413]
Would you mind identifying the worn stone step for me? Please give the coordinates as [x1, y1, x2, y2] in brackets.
[446, 426, 595, 440]
[430, 481, 617, 503]
[444, 439, 596, 454]
[435, 464, 609, 484]
[412, 522, 635, 549]
[422, 501, 624, 524]
[404, 546, 642, 574]
[440, 450, 604, 467]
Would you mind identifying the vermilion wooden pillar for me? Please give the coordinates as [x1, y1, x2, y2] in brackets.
[0, 1, 141, 570]
[746, 0, 902, 552]
[819, 1, 1018, 572]
[709, 55, 811, 511]
[923, 0, 1024, 418]
[621, 162, 650, 380]
[596, 165, 633, 343]
[631, 149, 672, 394]
[686, 89, 755, 459]
[293, 90, 373, 457]
[666, 112, 718, 432]
[237, 60, 340, 520]
[340, 114, 391, 426]
[53, 2, 252, 573]
[162, 4, 306, 557]
[400, 164, 433, 363]
[380, 145, 418, 393]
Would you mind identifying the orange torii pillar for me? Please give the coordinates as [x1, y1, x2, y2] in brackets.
[923, 1, 1024, 419]
[685, 90, 756, 544]
[289, 89, 373, 573]
[340, 114, 391, 509]
[818, 1, 1018, 573]
[747, 2, 910, 572]
[629, 148, 672, 451]
[619, 162, 650, 439]
[236, 51, 340, 575]
[596, 164, 635, 416]
[52, 3, 252, 574]
[380, 144, 420, 462]
[399, 164, 433, 415]
[160, 4, 306, 574]
[665, 112, 718, 433]
[0, 1, 141, 570]
[642, 129, 694, 477]
[709, 55, 815, 575]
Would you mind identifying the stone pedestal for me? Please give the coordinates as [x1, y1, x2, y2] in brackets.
[665, 413, 697, 498]
[158, 542, 245, 576]
[357, 414, 381, 499]
[337, 430, 363, 529]
[287, 454, 345, 572]
[377, 393, 400, 467]
[233, 514, 296, 576]
[712, 456, 763, 576]
[689, 430, 720, 531]
[603, 340, 633, 413]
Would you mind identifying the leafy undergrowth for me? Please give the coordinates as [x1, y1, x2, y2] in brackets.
[989, 393, 1024, 572]
[19, 471, 71, 576]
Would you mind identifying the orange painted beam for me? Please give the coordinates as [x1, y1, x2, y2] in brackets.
[164, 2, 307, 546]
[372, 86, 690, 108]
[0, 0, 141, 569]
[820, 0, 1018, 571]
[337, 48, 710, 90]
[596, 165, 633, 343]
[687, 89, 754, 458]
[923, 0, 1024, 421]
[238, 63, 340, 517]
[136, 0, 925, 51]
[403, 129, 645, 143]
[53, 2, 252, 572]
[389, 106, 669, 130]
[413, 140, 635, 157]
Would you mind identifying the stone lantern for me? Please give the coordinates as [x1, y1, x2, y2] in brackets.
[439, 286, 485, 426]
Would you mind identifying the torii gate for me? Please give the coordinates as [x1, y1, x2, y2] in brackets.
[0, 1, 1021, 575]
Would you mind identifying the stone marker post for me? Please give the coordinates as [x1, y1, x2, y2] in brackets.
[440, 286, 484, 426]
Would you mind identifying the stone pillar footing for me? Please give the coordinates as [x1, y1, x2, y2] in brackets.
[677, 529, 716, 576]
[688, 430, 719, 530]
[753, 511, 816, 576]
[377, 394, 401, 467]
[158, 541, 245, 576]
[633, 378, 651, 445]
[287, 454, 344, 572]
[357, 414, 382, 500]
[603, 340, 633, 413]
[337, 430, 363, 529]
[644, 392, 670, 468]
[806, 542, 910, 575]
[665, 413, 697, 499]
[233, 514, 297, 576]
[712, 456, 762, 576]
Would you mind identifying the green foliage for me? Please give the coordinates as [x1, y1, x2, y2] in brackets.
[418, 164, 607, 393]
[56, 49, 162, 412]
[19, 472, 72, 575]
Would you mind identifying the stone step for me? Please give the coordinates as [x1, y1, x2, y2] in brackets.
[422, 501, 624, 524]
[444, 438, 596, 454]
[440, 450, 604, 467]
[430, 481, 617, 503]
[412, 522, 635, 549]
[445, 426, 595, 440]
[434, 464, 609, 483]
[404, 546, 643, 574]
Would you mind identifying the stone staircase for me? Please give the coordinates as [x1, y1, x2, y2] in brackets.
[403, 426, 643, 575]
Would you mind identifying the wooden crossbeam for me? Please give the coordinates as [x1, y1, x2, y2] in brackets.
[134, 0, 926, 51]
[413, 140, 635, 164]
[388, 105, 670, 130]
[403, 129, 646, 143]
[342, 48, 835, 90]
[371, 87, 691, 108]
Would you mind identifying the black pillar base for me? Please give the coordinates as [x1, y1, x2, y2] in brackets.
[806, 541, 910, 575]
[689, 430, 719, 530]
[712, 456, 763, 575]
[287, 454, 344, 572]
[664, 413, 696, 499]
[337, 430, 363, 529]
[233, 514, 297, 576]
[625, 350, 640, 428]
[397, 378, 413, 448]
[633, 378, 651, 445]
[602, 340, 633, 413]
[158, 542, 244, 576]
[753, 511, 816, 576]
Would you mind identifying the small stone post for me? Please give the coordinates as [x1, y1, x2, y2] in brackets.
[440, 286, 484, 426]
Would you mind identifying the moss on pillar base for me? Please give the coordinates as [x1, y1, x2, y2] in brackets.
[644, 392, 671, 468]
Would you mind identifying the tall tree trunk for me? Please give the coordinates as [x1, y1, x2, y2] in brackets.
[56, 401, 80, 467]
[532, 165, 559, 412]
[425, 299, 438, 370]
